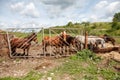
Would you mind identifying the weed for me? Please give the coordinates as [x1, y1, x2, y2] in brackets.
[70, 49, 101, 62]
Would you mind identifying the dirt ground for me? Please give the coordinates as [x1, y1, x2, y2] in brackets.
[0, 43, 120, 78]
[97, 43, 120, 62]
[0, 57, 64, 78]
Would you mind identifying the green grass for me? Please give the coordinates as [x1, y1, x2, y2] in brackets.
[0, 50, 119, 80]
[114, 37, 120, 44]
[46, 49, 120, 80]
[18, 49, 116, 80]
[0, 71, 43, 80]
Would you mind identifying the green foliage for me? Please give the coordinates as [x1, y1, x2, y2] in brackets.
[110, 12, 120, 35]
[48, 50, 119, 80]
[76, 49, 95, 60]
[83, 75, 98, 80]
[100, 69, 120, 80]
[22, 71, 42, 80]
[70, 49, 101, 61]
[66, 22, 74, 27]
[0, 71, 43, 80]
[113, 12, 120, 22]
[81, 22, 90, 26]
[0, 77, 19, 80]
[111, 22, 120, 30]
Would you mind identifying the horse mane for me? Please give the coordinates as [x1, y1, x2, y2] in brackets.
[25, 33, 37, 39]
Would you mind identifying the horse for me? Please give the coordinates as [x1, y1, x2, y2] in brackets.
[90, 34, 116, 46]
[10, 33, 38, 56]
[75, 35, 105, 50]
[42, 31, 67, 53]
[102, 34, 116, 45]
[60, 34, 79, 53]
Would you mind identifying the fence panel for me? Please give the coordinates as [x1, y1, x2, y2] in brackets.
[6, 28, 83, 58]
[6, 28, 43, 58]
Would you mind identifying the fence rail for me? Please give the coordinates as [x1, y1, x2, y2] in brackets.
[0, 28, 119, 58]
[4, 28, 83, 58]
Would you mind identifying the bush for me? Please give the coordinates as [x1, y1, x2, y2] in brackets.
[70, 49, 101, 61]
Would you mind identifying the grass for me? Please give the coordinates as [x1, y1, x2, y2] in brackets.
[0, 49, 120, 80]
[8, 23, 120, 44]
[0, 71, 43, 80]
[114, 37, 120, 44]
[45, 49, 120, 80]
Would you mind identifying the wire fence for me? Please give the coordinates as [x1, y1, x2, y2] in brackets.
[0, 28, 120, 58]
[5, 28, 83, 58]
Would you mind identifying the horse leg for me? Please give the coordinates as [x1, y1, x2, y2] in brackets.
[11, 48, 16, 56]
[76, 41, 82, 51]
[95, 42, 98, 48]
[101, 41, 105, 48]
[22, 49, 25, 56]
[27, 47, 30, 56]
[112, 40, 115, 46]
[89, 43, 93, 51]
[43, 43, 47, 54]
[81, 43, 84, 50]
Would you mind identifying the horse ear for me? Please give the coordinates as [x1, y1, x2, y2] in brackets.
[63, 31, 67, 35]
[64, 31, 66, 34]
[104, 34, 107, 36]
[60, 32, 62, 35]
[32, 32, 36, 35]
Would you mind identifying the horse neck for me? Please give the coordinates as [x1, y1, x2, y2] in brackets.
[26, 35, 36, 43]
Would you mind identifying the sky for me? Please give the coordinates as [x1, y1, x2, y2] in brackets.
[0, 0, 120, 29]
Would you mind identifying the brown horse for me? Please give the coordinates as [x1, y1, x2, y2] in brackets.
[10, 33, 38, 56]
[101, 34, 115, 45]
[42, 31, 67, 53]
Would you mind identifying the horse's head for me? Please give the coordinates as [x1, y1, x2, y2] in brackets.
[103, 34, 115, 45]
[33, 36, 38, 44]
[103, 34, 108, 36]
[28, 33, 38, 44]
[60, 31, 67, 41]
[33, 33, 38, 44]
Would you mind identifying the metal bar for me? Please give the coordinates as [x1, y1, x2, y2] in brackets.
[6, 31, 12, 58]
[42, 28, 45, 57]
[50, 28, 82, 30]
[49, 28, 52, 57]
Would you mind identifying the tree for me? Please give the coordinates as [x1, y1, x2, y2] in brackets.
[66, 22, 73, 27]
[81, 22, 90, 27]
[113, 12, 120, 22]
[112, 12, 120, 30]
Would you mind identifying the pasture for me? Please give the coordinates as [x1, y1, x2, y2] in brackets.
[0, 28, 120, 80]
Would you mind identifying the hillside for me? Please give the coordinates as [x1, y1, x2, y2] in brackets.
[51, 22, 120, 36]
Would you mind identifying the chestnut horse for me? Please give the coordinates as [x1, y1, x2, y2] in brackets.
[42, 31, 67, 53]
[10, 33, 38, 56]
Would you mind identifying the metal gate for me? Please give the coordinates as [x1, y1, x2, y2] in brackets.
[47, 28, 83, 57]
[6, 28, 83, 58]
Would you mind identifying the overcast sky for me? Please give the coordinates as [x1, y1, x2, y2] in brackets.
[0, 0, 120, 28]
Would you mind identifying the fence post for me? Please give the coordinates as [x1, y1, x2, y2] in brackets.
[42, 27, 45, 57]
[85, 31, 88, 49]
[49, 28, 52, 57]
[6, 31, 12, 58]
